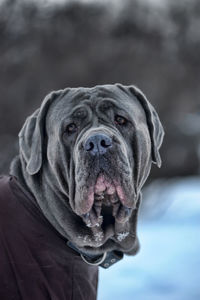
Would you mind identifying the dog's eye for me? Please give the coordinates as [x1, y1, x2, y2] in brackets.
[115, 115, 127, 126]
[66, 123, 77, 134]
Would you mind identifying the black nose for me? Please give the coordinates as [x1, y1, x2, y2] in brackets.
[84, 133, 112, 155]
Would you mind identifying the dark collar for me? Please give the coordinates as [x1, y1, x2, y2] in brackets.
[67, 241, 124, 269]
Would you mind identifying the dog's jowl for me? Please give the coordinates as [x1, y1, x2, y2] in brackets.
[0, 84, 164, 300]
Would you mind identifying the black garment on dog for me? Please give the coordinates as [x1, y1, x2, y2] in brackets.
[0, 176, 98, 300]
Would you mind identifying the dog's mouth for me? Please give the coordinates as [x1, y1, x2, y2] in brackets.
[81, 174, 132, 228]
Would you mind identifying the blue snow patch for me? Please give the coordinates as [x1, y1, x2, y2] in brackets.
[98, 177, 200, 300]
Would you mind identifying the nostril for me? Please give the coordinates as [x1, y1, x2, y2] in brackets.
[101, 139, 111, 148]
[86, 141, 94, 152]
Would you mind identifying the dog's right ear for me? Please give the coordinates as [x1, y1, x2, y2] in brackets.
[19, 90, 63, 175]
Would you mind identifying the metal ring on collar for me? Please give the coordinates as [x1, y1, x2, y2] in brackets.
[81, 252, 107, 266]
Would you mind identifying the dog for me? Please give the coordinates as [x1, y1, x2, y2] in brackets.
[0, 84, 164, 299]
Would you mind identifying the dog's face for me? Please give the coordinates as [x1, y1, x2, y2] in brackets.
[18, 84, 164, 254]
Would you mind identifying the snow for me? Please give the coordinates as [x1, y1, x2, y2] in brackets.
[94, 232, 104, 243]
[98, 177, 200, 300]
[116, 232, 129, 242]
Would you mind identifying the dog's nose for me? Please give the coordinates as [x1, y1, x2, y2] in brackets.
[84, 134, 112, 155]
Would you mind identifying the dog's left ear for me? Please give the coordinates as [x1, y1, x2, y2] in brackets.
[116, 84, 164, 167]
[129, 85, 164, 167]
[19, 90, 63, 175]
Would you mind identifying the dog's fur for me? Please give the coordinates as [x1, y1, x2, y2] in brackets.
[10, 84, 164, 256]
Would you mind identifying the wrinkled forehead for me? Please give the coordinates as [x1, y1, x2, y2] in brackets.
[46, 85, 147, 127]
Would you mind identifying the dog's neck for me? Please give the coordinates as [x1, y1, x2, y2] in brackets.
[10, 154, 140, 256]
[10, 154, 72, 228]
[10, 155, 96, 248]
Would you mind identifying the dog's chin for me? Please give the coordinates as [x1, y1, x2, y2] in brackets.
[77, 173, 134, 229]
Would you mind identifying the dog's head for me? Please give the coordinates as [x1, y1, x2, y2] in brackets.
[18, 84, 164, 254]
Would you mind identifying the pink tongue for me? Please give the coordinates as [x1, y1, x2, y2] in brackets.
[94, 174, 115, 195]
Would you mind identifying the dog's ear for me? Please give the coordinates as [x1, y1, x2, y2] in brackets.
[116, 84, 164, 167]
[129, 85, 164, 167]
[19, 90, 63, 175]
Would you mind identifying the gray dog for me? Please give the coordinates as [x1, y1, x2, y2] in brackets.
[0, 84, 164, 299]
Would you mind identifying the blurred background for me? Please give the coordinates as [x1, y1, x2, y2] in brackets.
[0, 0, 199, 299]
